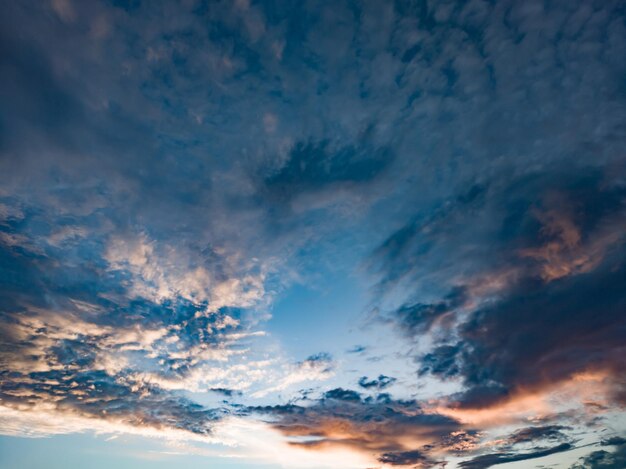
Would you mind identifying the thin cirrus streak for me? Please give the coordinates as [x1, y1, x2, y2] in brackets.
[0, 0, 625, 468]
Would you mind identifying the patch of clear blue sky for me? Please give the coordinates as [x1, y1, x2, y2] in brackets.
[267, 271, 368, 360]
[0, 435, 280, 469]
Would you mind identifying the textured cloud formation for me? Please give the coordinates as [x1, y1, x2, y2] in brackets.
[366, 171, 626, 464]
[570, 438, 626, 469]
[0, 208, 260, 437]
[375, 171, 626, 410]
[458, 443, 575, 469]
[251, 388, 469, 465]
[1, 0, 625, 468]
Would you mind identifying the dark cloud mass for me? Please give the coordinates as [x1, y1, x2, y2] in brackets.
[570, 439, 626, 469]
[262, 139, 394, 202]
[251, 388, 465, 458]
[377, 172, 626, 409]
[1, 0, 625, 467]
[566, 437, 626, 469]
[458, 443, 574, 469]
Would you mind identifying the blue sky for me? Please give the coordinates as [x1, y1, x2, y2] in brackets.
[1, 0, 625, 468]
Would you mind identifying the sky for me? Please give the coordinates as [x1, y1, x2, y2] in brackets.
[0, 0, 625, 468]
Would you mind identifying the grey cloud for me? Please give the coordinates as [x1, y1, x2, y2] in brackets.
[506, 425, 571, 445]
[358, 374, 396, 390]
[571, 439, 626, 469]
[392, 287, 467, 337]
[210, 387, 242, 398]
[419, 344, 462, 378]
[250, 388, 464, 463]
[571, 450, 626, 469]
[0, 368, 221, 436]
[458, 443, 574, 469]
[378, 449, 437, 467]
[261, 138, 394, 204]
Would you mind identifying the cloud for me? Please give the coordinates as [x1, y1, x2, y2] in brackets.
[50, 0, 76, 23]
[1, 0, 625, 466]
[442, 254, 625, 409]
[378, 449, 437, 467]
[0, 199, 272, 439]
[0, 369, 221, 437]
[366, 169, 625, 464]
[357, 374, 396, 390]
[251, 353, 335, 398]
[392, 287, 467, 337]
[261, 138, 394, 203]
[458, 443, 574, 469]
[210, 387, 241, 398]
[250, 388, 465, 464]
[104, 233, 267, 311]
[571, 438, 626, 469]
[505, 425, 571, 445]
[373, 170, 626, 410]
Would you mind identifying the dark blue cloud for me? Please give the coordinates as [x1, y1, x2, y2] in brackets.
[392, 287, 467, 336]
[358, 374, 396, 390]
[571, 438, 626, 469]
[433, 253, 626, 408]
[346, 345, 367, 354]
[262, 138, 393, 200]
[458, 443, 574, 469]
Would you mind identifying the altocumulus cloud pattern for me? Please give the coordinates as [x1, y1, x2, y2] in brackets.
[0, 1, 625, 468]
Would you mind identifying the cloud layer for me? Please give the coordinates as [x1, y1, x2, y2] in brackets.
[1, 0, 625, 467]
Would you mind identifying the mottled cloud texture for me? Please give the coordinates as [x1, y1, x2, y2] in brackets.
[1, 0, 625, 467]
